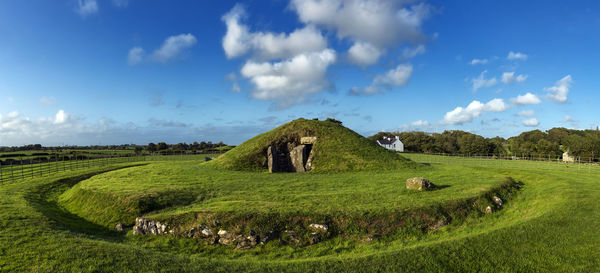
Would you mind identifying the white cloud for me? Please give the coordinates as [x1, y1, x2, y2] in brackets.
[501, 72, 528, 84]
[411, 120, 430, 127]
[485, 98, 508, 112]
[522, 118, 539, 127]
[443, 98, 507, 125]
[76, 0, 98, 16]
[469, 58, 488, 65]
[401, 44, 425, 60]
[240, 49, 336, 107]
[222, 5, 327, 60]
[560, 115, 578, 127]
[40, 96, 57, 106]
[221, 5, 251, 59]
[562, 115, 575, 123]
[151, 34, 197, 63]
[545, 75, 572, 103]
[0, 110, 83, 145]
[221, 2, 433, 107]
[291, 0, 431, 48]
[507, 51, 528, 61]
[517, 110, 535, 117]
[127, 47, 145, 66]
[348, 42, 383, 66]
[374, 64, 413, 87]
[290, 0, 431, 68]
[54, 110, 68, 124]
[349, 64, 413, 95]
[471, 70, 498, 92]
[511, 92, 541, 105]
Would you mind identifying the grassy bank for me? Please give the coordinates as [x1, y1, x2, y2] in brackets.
[0, 158, 598, 272]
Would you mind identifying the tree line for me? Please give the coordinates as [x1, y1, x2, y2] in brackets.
[370, 127, 600, 160]
[0, 141, 231, 154]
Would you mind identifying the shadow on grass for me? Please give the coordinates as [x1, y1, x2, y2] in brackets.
[23, 164, 146, 243]
[430, 185, 451, 191]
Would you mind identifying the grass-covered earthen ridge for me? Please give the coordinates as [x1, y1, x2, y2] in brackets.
[206, 118, 419, 172]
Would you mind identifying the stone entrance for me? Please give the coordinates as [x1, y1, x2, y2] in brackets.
[267, 137, 316, 173]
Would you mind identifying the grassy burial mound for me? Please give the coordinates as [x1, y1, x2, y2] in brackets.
[207, 118, 418, 172]
[58, 161, 521, 249]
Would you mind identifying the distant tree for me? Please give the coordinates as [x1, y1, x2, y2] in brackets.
[134, 146, 143, 154]
[157, 142, 168, 151]
[146, 143, 157, 152]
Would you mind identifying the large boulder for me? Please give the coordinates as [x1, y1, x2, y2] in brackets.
[406, 177, 435, 191]
[290, 145, 308, 172]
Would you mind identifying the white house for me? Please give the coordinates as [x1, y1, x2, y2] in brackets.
[377, 136, 404, 152]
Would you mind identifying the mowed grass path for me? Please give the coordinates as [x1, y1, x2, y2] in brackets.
[0, 160, 598, 272]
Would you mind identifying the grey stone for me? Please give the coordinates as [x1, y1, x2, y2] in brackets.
[406, 177, 435, 191]
[308, 223, 328, 233]
[217, 229, 229, 237]
[305, 149, 314, 171]
[236, 234, 259, 250]
[204, 157, 212, 162]
[115, 223, 124, 231]
[201, 227, 213, 237]
[290, 145, 308, 172]
[485, 206, 493, 214]
[132, 217, 168, 236]
[492, 196, 503, 207]
[300, 136, 317, 144]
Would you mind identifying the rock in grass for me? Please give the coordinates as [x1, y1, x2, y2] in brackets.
[406, 177, 435, 191]
[201, 227, 212, 237]
[308, 223, 328, 233]
[485, 206, 493, 214]
[133, 217, 168, 235]
[492, 196, 503, 207]
[115, 223, 123, 231]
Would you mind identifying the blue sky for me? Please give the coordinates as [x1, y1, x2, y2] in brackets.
[0, 0, 599, 146]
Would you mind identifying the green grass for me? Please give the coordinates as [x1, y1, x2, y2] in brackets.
[208, 118, 418, 172]
[0, 156, 598, 272]
[58, 161, 515, 240]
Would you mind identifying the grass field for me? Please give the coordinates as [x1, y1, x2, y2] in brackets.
[0, 155, 598, 272]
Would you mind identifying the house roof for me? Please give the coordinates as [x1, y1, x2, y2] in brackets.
[377, 137, 399, 145]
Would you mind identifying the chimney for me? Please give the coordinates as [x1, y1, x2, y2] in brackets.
[395, 136, 399, 140]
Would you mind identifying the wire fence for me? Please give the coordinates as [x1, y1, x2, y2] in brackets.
[402, 152, 600, 174]
[0, 151, 223, 184]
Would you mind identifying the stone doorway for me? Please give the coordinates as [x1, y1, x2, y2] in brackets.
[267, 137, 316, 173]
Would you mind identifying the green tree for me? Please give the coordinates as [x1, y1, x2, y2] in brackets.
[157, 142, 168, 151]
[146, 143, 157, 152]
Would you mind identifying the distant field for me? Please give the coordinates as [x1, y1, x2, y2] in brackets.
[403, 152, 600, 174]
[0, 153, 220, 183]
[0, 156, 598, 272]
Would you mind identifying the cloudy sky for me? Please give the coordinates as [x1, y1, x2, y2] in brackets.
[0, 0, 598, 146]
